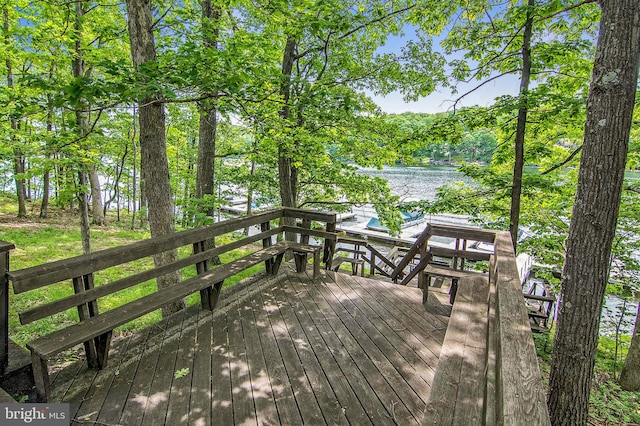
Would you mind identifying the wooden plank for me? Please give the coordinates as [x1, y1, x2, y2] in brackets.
[0, 244, 12, 374]
[117, 309, 186, 426]
[280, 270, 369, 425]
[451, 276, 489, 424]
[73, 330, 143, 424]
[428, 246, 492, 262]
[335, 273, 441, 388]
[95, 327, 156, 422]
[391, 226, 432, 280]
[187, 309, 213, 426]
[493, 231, 550, 425]
[286, 272, 395, 425]
[282, 207, 337, 224]
[323, 274, 428, 421]
[19, 227, 284, 324]
[165, 313, 200, 425]
[226, 282, 257, 424]
[237, 283, 280, 423]
[139, 309, 188, 426]
[427, 224, 496, 244]
[10, 209, 284, 293]
[272, 272, 346, 425]
[341, 274, 443, 388]
[209, 302, 234, 425]
[283, 226, 337, 242]
[244, 276, 303, 425]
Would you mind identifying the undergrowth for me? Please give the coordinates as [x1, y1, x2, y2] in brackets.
[533, 332, 640, 425]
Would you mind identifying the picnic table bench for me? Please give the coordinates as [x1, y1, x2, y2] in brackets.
[4, 208, 336, 402]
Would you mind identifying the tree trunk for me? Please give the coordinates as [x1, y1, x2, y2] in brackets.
[131, 104, 138, 230]
[89, 165, 105, 225]
[77, 169, 92, 254]
[620, 302, 640, 391]
[547, 1, 640, 424]
[41, 78, 54, 219]
[73, 0, 91, 252]
[126, 0, 183, 316]
[4, 6, 26, 218]
[278, 36, 298, 210]
[195, 0, 222, 264]
[40, 168, 50, 219]
[278, 36, 299, 246]
[509, 0, 534, 252]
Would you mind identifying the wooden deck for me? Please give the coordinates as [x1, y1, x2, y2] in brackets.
[48, 265, 451, 425]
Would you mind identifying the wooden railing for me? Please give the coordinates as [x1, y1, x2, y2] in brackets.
[420, 226, 550, 425]
[0, 208, 337, 400]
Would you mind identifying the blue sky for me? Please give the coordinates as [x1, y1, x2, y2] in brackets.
[371, 25, 521, 115]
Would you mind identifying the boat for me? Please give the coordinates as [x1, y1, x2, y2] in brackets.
[365, 211, 424, 233]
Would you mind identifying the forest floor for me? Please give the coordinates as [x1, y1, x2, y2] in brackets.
[1, 196, 639, 423]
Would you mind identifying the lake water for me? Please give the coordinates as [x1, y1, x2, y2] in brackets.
[358, 165, 470, 201]
[339, 165, 474, 240]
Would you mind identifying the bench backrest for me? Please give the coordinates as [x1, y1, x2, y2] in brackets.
[8, 208, 337, 327]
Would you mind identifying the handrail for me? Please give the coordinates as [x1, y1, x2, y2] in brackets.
[421, 230, 550, 425]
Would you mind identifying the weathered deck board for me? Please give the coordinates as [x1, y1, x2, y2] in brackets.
[48, 265, 449, 425]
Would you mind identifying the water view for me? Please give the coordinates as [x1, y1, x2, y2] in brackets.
[358, 165, 470, 201]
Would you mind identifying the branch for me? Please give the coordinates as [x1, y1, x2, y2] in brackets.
[541, 145, 583, 175]
[151, 5, 172, 31]
[535, 0, 598, 24]
[295, 4, 415, 60]
[451, 68, 521, 111]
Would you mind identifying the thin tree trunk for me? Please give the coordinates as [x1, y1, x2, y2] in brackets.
[41, 71, 54, 219]
[73, 0, 92, 253]
[126, 0, 183, 316]
[4, 6, 26, 217]
[547, 1, 640, 424]
[509, 0, 534, 252]
[40, 167, 50, 219]
[278, 36, 298, 210]
[196, 0, 222, 264]
[131, 105, 138, 230]
[619, 301, 640, 391]
[89, 165, 105, 225]
[77, 169, 91, 254]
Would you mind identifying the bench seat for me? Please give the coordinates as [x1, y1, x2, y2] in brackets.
[423, 264, 487, 304]
[26, 241, 323, 401]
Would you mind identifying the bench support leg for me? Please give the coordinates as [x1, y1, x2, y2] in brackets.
[293, 252, 308, 274]
[95, 331, 112, 370]
[269, 253, 285, 275]
[312, 250, 320, 279]
[201, 281, 224, 311]
[449, 278, 459, 304]
[292, 249, 321, 279]
[31, 352, 50, 402]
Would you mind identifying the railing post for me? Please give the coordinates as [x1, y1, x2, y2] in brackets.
[323, 215, 337, 270]
[261, 220, 275, 274]
[0, 241, 15, 376]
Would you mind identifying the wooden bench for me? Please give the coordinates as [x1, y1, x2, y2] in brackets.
[422, 274, 490, 424]
[7, 208, 336, 402]
[423, 264, 487, 304]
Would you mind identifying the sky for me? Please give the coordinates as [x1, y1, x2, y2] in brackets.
[370, 24, 522, 115]
[370, 77, 520, 114]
